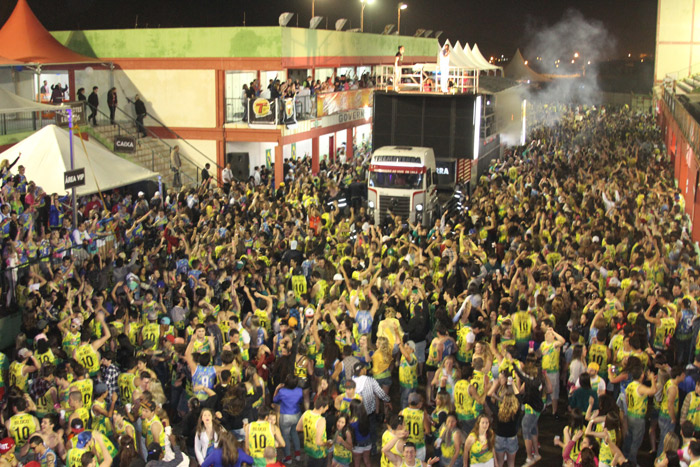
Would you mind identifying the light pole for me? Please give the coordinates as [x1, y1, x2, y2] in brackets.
[397, 3, 407, 35]
[360, 0, 374, 32]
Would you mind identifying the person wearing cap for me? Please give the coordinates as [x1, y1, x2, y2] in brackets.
[28, 435, 57, 467]
[67, 428, 114, 467]
[0, 437, 16, 467]
[90, 384, 113, 440]
[140, 400, 166, 457]
[58, 316, 82, 356]
[159, 316, 175, 341]
[334, 380, 363, 416]
[8, 348, 40, 392]
[400, 393, 430, 462]
[73, 312, 111, 377]
[6, 395, 39, 450]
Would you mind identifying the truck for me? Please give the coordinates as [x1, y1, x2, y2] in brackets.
[367, 146, 439, 226]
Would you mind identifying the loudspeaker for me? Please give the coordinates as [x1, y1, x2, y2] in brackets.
[227, 152, 250, 181]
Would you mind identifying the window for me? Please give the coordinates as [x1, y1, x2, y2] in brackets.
[369, 172, 423, 189]
[225, 71, 257, 122]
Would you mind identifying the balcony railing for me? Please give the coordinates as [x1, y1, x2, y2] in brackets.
[662, 85, 700, 157]
[0, 110, 59, 136]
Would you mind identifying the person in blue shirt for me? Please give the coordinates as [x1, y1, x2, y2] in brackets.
[185, 339, 217, 402]
[272, 375, 304, 463]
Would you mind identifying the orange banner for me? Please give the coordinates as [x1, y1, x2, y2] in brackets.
[316, 89, 373, 117]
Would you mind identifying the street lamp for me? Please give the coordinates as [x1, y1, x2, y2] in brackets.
[360, 0, 374, 32]
[397, 3, 407, 35]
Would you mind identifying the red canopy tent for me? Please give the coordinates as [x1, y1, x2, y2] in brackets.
[0, 56, 27, 66]
[0, 0, 101, 65]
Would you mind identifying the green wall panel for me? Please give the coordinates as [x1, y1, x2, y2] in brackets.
[51, 27, 436, 60]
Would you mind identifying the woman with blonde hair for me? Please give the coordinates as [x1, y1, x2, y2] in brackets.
[486, 373, 521, 467]
[194, 408, 223, 465]
[372, 336, 393, 395]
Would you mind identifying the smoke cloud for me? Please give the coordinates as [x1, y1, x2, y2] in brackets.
[523, 9, 616, 110]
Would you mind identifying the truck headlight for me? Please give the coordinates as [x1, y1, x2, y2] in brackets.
[416, 203, 423, 212]
[368, 201, 375, 209]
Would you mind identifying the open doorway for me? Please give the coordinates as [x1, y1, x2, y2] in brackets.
[37, 71, 69, 103]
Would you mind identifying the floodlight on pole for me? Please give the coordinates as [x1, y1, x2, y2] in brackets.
[397, 3, 407, 35]
[360, 0, 374, 32]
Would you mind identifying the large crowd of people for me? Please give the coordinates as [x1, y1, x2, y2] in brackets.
[0, 106, 698, 467]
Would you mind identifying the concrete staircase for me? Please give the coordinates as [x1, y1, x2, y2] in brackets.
[88, 122, 199, 188]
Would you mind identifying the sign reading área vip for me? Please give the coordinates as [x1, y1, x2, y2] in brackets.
[114, 135, 136, 153]
[56, 101, 87, 127]
[64, 168, 86, 190]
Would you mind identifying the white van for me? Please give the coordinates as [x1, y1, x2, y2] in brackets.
[367, 146, 438, 226]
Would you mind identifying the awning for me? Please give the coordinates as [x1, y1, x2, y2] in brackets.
[0, 87, 58, 113]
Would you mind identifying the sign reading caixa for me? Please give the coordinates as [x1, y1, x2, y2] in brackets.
[64, 168, 86, 190]
[114, 135, 136, 153]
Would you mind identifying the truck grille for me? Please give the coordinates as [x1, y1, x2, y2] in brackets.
[379, 195, 411, 222]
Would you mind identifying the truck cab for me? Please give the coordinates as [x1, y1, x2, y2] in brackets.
[367, 146, 438, 226]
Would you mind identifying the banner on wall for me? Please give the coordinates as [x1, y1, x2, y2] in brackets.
[248, 98, 277, 127]
[283, 97, 297, 127]
[291, 143, 297, 160]
[316, 89, 373, 117]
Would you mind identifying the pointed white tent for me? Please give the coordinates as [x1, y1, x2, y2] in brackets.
[454, 42, 482, 69]
[471, 44, 501, 71]
[0, 125, 157, 196]
[0, 87, 56, 113]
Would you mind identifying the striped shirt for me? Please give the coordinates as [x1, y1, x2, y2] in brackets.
[352, 375, 390, 414]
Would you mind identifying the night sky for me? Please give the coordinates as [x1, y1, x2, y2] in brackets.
[0, 0, 658, 61]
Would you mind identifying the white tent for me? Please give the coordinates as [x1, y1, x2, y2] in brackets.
[454, 42, 483, 69]
[0, 87, 56, 113]
[471, 44, 502, 72]
[0, 125, 157, 196]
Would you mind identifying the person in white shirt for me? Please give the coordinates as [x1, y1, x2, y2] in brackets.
[222, 163, 233, 195]
[253, 167, 261, 186]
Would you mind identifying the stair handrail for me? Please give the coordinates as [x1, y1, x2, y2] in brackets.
[89, 105, 200, 187]
[119, 99, 222, 172]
